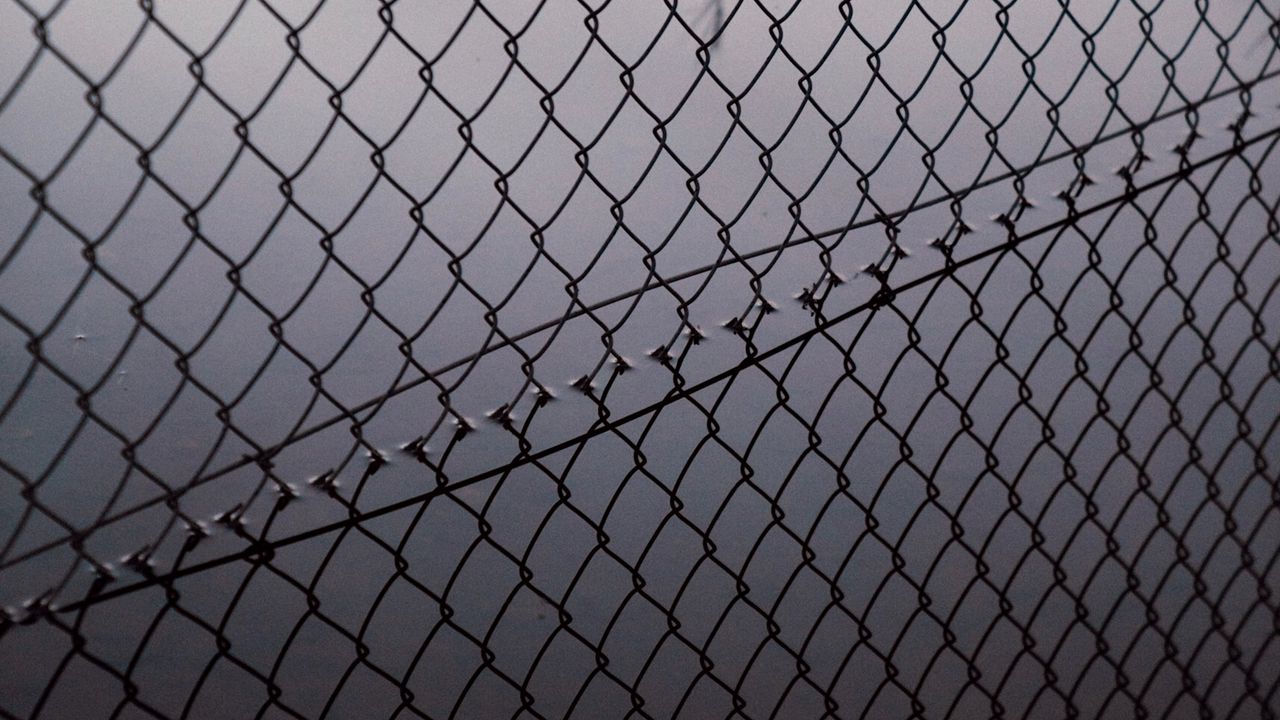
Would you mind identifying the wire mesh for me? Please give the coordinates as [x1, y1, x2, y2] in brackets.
[1, 0, 1279, 717]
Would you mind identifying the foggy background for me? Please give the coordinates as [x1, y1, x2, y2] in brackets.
[1, 0, 1279, 717]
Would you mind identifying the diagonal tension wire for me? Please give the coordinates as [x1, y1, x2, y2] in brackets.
[8, 69, 1277, 578]
[53, 119, 1280, 615]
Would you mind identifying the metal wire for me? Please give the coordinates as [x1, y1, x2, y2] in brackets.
[2, 0, 1279, 718]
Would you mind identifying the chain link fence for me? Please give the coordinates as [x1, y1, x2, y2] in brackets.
[1, 0, 1280, 717]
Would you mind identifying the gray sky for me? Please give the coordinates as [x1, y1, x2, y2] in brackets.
[2, 1, 1279, 717]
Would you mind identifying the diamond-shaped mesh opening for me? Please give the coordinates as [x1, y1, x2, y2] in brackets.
[2, 0, 1280, 717]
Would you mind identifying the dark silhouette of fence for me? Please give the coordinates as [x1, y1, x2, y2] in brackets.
[1, 0, 1279, 718]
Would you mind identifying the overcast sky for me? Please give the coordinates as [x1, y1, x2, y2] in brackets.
[2, 2, 1279, 718]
